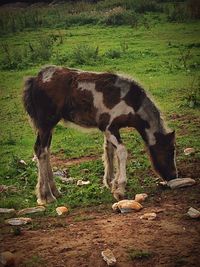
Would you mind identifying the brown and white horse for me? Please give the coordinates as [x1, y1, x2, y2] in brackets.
[23, 65, 177, 205]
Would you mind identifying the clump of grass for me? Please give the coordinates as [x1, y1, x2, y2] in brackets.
[128, 249, 153, 261]
[71, 44, 100, 65]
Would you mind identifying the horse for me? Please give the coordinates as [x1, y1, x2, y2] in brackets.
[23, 65, 177, 205]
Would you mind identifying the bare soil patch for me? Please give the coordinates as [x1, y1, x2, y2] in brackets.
[1, 181, 200, 267]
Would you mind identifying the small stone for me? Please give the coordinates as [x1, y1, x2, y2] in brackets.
[112, 200, 143, 213]
[140, 212, 157, 220]
[56, 206, 69, 216]
[187, 207, 200, 219]
[5, 217, 32, 226]
[77, 180, 90, 186]
[0, 251, 15, 266]
[19, 159, 27, 166]
[134, 193, 148, 203]
[167, 178, 196, 189]
[60, 177, 74, 184]
[17, 206, 45, 215]
[101, 249, 116, 266]
[184, 147, 195, 155]
[0, 208, 16, 214]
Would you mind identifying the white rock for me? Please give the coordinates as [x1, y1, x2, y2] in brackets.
[56, 206, 68, 216]
[112, 200, 143, 213]
[184, 147, 195, 155]
[77, 180, 90, 186]
[101, 249, 116, 266]
[0, 208, 16, 214]
[167, 178, 196, 189]
[134, 193, 148, 203]
[5, 217, 32, 226]
[17, 206, 45, 215]
[140, 212, 157, 220]
[187, 207, 200, 219]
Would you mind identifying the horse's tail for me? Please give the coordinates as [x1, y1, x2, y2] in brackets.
[23, 76, 39, 129]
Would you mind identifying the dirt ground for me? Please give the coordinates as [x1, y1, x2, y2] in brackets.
[1, 178, 200, 267]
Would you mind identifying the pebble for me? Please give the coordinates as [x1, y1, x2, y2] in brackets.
[17, 206, 45, 215]
[0, 208, 16, 214]
[5, 217, 32, 226]
[184, 147, 195, 155]
[140, 212, 157, 220]
[101, 249, 116, 266]
[167, 178, 196, 189]
[0, 251, 15, 266]
[187, 207, 200, 219]
[112, 200, 143, 213]
[134, 193, 148, 203]
[77, 180, 90, 186]
[56, 206, 69, 216]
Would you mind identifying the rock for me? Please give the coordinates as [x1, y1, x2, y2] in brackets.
[56, 206, 68, 216]
[184, 147, 195, 155]
[0, 208, 16, 214]
[0, 251, 15, 266]
[112, 200, 143, 213]
[167, 178, 196, 189]
[187, 207, 200, 219]
[19, 159, 27, 166]
[140, 212, 157, 220]
[5, 217, 32, 226]
[134, 193, 148, 203]
[101, 249, 116, 266]
[17, 206, 45, 215]
[60, 177, 74, 184]
[77, 180, 90, 186]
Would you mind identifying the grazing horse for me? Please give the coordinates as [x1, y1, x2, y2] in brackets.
[23, 65, 177, 205]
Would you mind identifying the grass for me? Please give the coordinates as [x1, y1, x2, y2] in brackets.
[128, 248, 153, 261]
[0, 2, 200, 217]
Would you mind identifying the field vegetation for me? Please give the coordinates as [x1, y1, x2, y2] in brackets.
[0, 0, 200, 214]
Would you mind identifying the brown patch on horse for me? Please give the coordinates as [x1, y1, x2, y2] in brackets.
[77, 72, 121, 109]
[109, 113, 150, 143]
[98, 113, 111, 131]
[123, 81, 146, 112]
[63, 87, 98, 127]
[37, 67, 75, 110]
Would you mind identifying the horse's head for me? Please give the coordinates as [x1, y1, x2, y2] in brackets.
[148, 131, 177, 181]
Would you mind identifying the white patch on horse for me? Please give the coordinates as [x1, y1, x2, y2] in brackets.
[115, 76, 131, 98]
[78, 81, 134, 126]
[42, 66, 60, 83]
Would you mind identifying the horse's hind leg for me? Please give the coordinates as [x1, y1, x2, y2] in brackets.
[34, 129, 59, 205]
[102, 135, 115, 188]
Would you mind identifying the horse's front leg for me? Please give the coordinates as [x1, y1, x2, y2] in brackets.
[105, 130, 128, 200]
[34, 131, 57, 205]
[102, 135, 115, 188]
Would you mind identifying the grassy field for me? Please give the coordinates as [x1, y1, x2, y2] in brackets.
[0, 1, 200, 215]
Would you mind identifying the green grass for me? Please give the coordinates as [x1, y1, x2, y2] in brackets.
[128, 248, 153, 261]
[0, 5, 200, 216]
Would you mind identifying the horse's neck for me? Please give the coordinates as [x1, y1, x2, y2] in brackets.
[136, 96, 167, 146]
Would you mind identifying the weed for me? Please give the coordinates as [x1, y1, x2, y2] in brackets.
[128, 249, 153, 261]
[24, 255, 45, 267]
[71, 44, 100, 65]
[105, 48, 121, 59]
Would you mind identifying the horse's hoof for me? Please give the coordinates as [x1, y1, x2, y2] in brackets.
[113, 189, 125, 201]
[37, 194, 57, 205]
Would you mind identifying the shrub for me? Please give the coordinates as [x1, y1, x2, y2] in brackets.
[104, 48, 121, 59]
[71, 44, 100, 65]
[102, 7, 139, 26]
